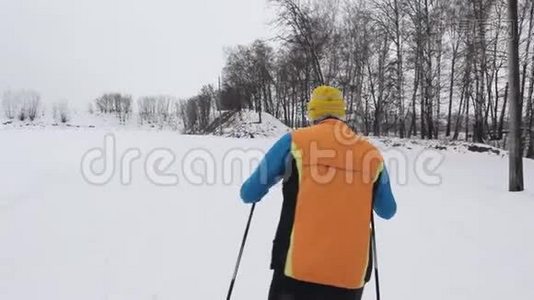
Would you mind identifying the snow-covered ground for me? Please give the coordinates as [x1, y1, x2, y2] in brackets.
[1, 128, 533, 300]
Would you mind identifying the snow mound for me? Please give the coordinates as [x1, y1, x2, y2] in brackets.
[209, 110, 290, 138]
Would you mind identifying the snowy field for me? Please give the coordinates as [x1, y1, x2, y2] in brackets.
[1, 128, 534, 300]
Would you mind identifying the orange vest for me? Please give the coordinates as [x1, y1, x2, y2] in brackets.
[285, 119, 383, 289]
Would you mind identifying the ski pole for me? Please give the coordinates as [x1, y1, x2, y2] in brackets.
[371, 213, 381, 300]
[226, 203, 256, 300]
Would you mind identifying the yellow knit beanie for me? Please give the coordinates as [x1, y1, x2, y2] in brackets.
[307, 85, 346, 121]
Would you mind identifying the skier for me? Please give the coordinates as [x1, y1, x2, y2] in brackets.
[240, 85, 397, 300]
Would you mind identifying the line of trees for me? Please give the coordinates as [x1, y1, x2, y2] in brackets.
[1, 90, 75, 125]
[94, 93, 133, 124]
[91, 87, 219, 133]
[179, 85, 217, 133]
[1, 89, 42, 122]
[138, 95, 176, 127]
[217, 0, 534, 157]
[0, 88, 220, 132]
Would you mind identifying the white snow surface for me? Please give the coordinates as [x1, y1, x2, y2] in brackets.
[1, 128, 533, 300]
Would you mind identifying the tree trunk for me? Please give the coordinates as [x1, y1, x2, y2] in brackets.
[465, 91, 471, 142]
[520, 1, 534, 151]
[446, 39, 459, 137]
[394, 0, 405, 138]
[435, 29, 443, 138]
[507, 0, 524, 191]
[408, 46, 420, 138]
[520, 1, 534, 108]
[526, 50, 534, 158]
[453, 84, 466, 140]
[498, 83, 509, 139]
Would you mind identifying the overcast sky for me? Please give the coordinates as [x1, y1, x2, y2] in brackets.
[0, 0, 273, 108]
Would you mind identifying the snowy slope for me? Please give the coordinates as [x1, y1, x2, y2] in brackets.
[208, 110, 290, 138]
[0, 129, 533, 300]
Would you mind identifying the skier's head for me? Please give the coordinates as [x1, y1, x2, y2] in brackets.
[307, 85, 346, 124]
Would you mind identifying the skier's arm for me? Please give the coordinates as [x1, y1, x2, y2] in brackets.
[373, 165, 397, 219]
[240, 133, 291, 204]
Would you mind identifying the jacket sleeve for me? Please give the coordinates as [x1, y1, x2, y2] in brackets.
[240, 133, 291, 204]
[373, 165, 397, 219]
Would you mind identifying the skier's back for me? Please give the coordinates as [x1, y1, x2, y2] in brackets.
[241, 85, 397, 300]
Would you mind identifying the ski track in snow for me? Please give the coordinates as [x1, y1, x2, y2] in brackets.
[0, 129, 533, 300]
